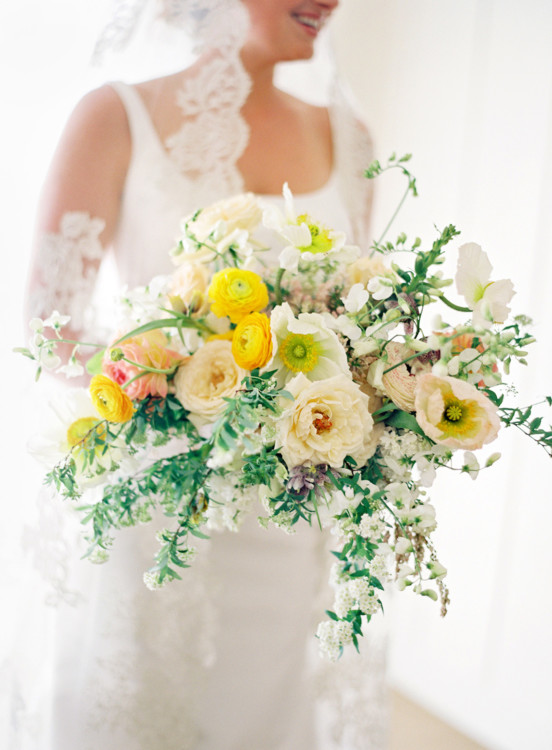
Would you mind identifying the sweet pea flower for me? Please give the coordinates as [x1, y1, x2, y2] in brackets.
[456, 243, 515, 328]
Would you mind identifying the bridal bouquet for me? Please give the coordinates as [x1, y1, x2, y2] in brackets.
[20, 155, 551, 660]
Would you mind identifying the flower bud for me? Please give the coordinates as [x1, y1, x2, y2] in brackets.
[109, 347, 124, 362]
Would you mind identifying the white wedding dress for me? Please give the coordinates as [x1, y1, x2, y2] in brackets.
[9, 79, 388, 750]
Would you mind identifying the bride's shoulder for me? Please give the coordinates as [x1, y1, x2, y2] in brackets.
[53, 85, 131, 174]
[70, 84, 130, 137]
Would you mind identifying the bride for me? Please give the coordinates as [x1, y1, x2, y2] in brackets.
[21, 1, 387, 748]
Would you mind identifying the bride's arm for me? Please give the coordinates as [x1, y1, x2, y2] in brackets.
[25, 84, 131, 366]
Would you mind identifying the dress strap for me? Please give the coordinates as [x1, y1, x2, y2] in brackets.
[108, 81, 165, 159]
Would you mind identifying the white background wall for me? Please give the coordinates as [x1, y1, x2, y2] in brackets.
[333, 2, 552, 749]
[1, 2, 551, 749]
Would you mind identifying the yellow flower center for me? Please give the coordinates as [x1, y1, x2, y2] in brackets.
[297, 214, 334, 254]
[280, 333, 320, 373]
[67, 417, 104, 448]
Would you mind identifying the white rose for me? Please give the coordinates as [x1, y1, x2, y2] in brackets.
[276, 372, 379, 469]
[174, 340, 246, 420]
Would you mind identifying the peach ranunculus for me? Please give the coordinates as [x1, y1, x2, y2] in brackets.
[380, 342, 431, 413]
[103, 330, 183, 401]
[174, 339, 246, 420]
[168, 261, 211, 316]
[414, 373, 500, 450]
[276, 372, 379, 469]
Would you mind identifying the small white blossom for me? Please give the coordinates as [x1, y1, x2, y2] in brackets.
[333, 315, 363, 341]
[343, 283, 369, 313]
[427, 560, 447, 579]
[143, 571, 170, 590]
[394, 536, 413, 555]
[43, 310, 71, 329]
[57, 359, 85, 378]
[462, 451, 480, 480]
[316, 620, 354, 661]
[29, 317, 45, 333]
[367, 275, 395, 300]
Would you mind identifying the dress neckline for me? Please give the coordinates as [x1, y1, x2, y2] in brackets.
[112, 80, 338, 200]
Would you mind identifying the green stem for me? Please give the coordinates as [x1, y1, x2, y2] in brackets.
[49, 337, 103, 349]
[274, 267, 285, 306]
[118, 355, 180, 376]
[376, 183, 411, 245]
[383, 348, 432, 375]
[437, 295, 472, 313]
[113, 316, 214, 345]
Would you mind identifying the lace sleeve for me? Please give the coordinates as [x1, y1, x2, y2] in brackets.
[331, 81, 375, 251]
[28, 211, 106, 333]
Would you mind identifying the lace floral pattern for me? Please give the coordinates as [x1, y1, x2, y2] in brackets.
[29, 212, 105, 333]
[165, 2, 251, 205]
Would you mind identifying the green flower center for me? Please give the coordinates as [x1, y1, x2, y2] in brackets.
[280, 333, 320, 373]
[297, 214, 333, 254]
[229, 279, 252, 298]
[445, 403, 463, 422]
[437, 392, 481, 441]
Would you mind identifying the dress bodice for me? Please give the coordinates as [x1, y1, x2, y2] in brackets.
[109, 81, 353, 287]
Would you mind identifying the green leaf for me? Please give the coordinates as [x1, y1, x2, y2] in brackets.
[386, 410, 427, 438]
[86, 349, 105, 375]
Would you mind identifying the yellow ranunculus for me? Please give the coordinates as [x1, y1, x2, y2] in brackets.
[232, 312, 273, 370]
[89, 375, 135, 423]
[208, 268, 269, 324]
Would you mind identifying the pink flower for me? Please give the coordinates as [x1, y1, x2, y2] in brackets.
[103, 330, 183, 400]
[414, 373, 500, 450]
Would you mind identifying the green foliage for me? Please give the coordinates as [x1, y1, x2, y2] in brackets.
[499, 399, 552, 456]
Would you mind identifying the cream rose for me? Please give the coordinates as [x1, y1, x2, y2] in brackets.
[174, 340, 246, 420]
[176, 193, 263, 265]
[169, 261, 211, 316]
[347, 254, 390, 287]
[191, 193, 262, 237]
[276, 372, 379, 469]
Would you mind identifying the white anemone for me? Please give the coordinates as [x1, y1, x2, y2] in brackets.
[266, 302, 350, 386]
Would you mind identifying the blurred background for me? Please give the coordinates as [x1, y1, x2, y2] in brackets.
[1, 1, 551, 748]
